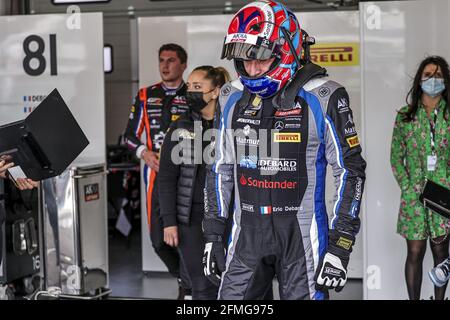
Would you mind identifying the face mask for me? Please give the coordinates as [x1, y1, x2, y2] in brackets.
[186, 90, 213, 113]
[421, 77, 445, 97]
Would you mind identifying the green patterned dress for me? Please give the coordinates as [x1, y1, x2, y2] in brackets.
[390, 100, 449, 240]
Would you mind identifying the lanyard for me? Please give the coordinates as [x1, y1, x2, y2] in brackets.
[429, 107, 439, 155]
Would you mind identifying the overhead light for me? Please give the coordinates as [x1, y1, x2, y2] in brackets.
[104, 45, 113, 73]
[326, 2, 339, 9]
[224, 1, 232, 13]
[52, 0, 110, 4]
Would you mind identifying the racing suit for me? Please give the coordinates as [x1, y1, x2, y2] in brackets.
[124, 82, 189, 285]
[204, 71, 366, 300]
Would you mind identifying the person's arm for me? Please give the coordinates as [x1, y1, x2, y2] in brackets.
[0, 160, 37, 190]
[158, 125, 180, 229]
[203, 85, 237, 286]
[158, 124, 181, 247]
[324, 87, 366, 242]
[390, 111, 410, 191]
[315, 87, 366, 292]
[16, 179, 39, 190]
[124, 91, 147, 159]
[203, 99, 235, 239]
[0, 160, 14, 179]
[123, 90, 160, 171]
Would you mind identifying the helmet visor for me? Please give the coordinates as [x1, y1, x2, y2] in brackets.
[221, 42, 279, 61]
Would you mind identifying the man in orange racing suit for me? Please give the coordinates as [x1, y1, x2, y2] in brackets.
[124, 43, 191, 298]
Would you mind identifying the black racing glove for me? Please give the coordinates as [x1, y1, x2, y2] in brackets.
[202, 235, 226, 287]
[314, 230, 355, 292]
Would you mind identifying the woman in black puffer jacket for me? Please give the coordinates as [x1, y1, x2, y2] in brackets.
[158, 66, 230, 300]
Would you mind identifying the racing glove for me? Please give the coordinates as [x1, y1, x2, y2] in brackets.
[314, 230, 355, 292]
[202, 235, 226, 287]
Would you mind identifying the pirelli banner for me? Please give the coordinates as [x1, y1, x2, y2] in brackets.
[311, 43, 360, 67]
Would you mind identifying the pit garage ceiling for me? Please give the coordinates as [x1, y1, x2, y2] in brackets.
[27, 0, 405, 16]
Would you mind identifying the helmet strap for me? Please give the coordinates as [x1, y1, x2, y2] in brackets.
[280, 26, 302, 71]
[272, 62, 327, 111]
[300, 30, 316, 65]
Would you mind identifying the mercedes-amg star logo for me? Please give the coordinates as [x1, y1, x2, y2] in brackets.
[274, 121, 284, 130]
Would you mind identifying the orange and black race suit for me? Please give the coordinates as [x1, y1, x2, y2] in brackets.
[124, 82, 189, 280]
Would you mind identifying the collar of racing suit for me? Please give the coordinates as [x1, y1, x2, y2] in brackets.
[236, 62, 327, 112]
[161, 81, 186, 93]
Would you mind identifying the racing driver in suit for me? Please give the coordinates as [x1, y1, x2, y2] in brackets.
[202, 0, 366, 300]
[124, 43, 191, 298]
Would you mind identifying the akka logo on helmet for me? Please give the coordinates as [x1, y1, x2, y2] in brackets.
[231, 33, 248, 43]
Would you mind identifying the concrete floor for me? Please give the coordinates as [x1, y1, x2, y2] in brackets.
[108, 228, 363, 300]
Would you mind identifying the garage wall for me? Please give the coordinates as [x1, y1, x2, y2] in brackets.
[29, 2, 135, 144]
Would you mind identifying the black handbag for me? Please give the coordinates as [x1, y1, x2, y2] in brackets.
[419, 179, 450, 219]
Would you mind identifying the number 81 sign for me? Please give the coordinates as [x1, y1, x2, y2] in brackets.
[23, 34, 58, 76]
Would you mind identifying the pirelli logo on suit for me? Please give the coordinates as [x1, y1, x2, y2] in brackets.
[346, 135, 360, 148]
[273, 133, 301, 143]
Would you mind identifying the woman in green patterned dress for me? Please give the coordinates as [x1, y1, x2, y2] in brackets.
[390, 56, 450, 300]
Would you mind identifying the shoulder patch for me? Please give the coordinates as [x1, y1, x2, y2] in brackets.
[219, 81, 242, 100]
[318, 86, 331, 98]
[221, 85, 231, 96]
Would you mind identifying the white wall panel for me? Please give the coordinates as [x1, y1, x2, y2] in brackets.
[0, 13, 106, 166]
